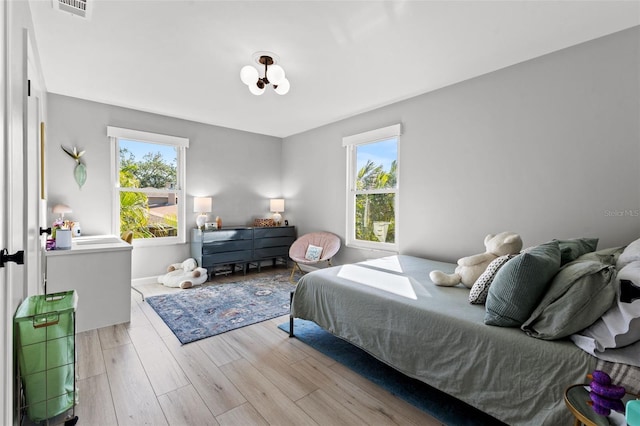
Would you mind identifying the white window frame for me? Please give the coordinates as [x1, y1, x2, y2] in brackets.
[344, 123, 401, 252]
[107, 126, 188, 247]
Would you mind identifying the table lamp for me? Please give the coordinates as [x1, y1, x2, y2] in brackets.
[52, 203, 72, 221]
[270, 198, 284, 226]
[194, 197, 212, 230]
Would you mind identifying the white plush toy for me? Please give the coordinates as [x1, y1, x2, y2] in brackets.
[429, 231, 523, 288]
[158, 258, 208, 289]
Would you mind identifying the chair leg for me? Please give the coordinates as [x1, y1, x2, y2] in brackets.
[290, 262, 302, 283]
[289, 262, 297, 283]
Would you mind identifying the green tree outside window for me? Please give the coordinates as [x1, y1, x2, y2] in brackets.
[119, 145, 178, 238]
[355, 159, 397, 243]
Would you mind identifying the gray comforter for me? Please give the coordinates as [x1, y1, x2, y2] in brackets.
[291, 255, 597, 425]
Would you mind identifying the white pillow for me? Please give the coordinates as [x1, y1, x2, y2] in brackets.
[572, 260, 640, 350]
[617, 237, 640, 270]
[469, 255, 513, 304]
[304, 244, 323, 261]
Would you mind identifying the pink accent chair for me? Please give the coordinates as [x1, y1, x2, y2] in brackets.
[289, 231, 341, 282]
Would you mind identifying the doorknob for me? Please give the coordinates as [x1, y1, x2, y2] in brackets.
[40, 227, 51, 235]
[0, 249, 24, 268]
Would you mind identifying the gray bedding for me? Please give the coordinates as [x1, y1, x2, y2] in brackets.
[291, 255, 597, 425]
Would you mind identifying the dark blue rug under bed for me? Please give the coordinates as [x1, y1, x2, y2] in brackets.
[278, 318, 506, 426]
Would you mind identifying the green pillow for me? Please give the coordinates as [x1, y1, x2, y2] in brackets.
[576, 246, 625, 266]
[521, 259, 616, 339]
[556, 238, 598, 265]
[485, 240, 561, 327]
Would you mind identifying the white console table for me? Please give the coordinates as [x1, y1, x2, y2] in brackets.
[45, 235, 132, 333]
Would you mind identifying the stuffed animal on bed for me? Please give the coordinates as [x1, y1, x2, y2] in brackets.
[158, 258, 208, 289]
[587, 370, 626, 415]
[429, 231, 523, 288]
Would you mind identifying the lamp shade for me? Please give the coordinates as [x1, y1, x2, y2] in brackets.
[193, 197, 212, 213]
[270, 199, 285, 213]
[52, 203, 72, 215]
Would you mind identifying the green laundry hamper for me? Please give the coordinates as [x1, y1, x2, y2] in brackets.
[14, 291, 78, 424]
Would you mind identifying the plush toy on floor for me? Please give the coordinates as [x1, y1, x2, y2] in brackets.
[158, 258, 208, 289]
[429, 231, 523, 288]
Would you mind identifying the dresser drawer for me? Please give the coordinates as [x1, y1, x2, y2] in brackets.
[253, 226, 296, 239]
[202, 239, 252, 255]
[254, 247, 290, 260]
[202, 229, 253, 243]
[202, 250, 253, 267]
[253, 236, 296, 249]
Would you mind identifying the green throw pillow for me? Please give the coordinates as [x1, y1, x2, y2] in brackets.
[485, 240, 561, 327]
[556, 238, 598, 265]
[575, 246, 625, 266]
[521, 259, 616, 339]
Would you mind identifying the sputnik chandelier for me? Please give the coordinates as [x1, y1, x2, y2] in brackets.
[240, 52, 290, 96]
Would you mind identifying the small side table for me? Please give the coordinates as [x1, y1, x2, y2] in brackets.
[564, 383, 639, 426]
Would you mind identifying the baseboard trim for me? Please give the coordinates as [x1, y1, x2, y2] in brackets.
[132, 276, 158, 286]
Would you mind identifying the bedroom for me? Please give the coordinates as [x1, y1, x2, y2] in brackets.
[2, 1, 639, 425]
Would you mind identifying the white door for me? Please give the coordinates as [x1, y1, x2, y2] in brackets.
[1, 24, 44, 424]
[1, 26, 26, 426]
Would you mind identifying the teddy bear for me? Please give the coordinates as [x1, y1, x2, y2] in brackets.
[429, 231, 523, 288]
[158, 258, 208, 289]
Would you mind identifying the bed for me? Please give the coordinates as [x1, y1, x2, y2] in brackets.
[290, 254, 638, 425]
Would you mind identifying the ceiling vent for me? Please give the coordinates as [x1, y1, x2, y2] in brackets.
[52, 0, 92, 19]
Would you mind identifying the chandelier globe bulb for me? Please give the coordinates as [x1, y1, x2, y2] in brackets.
[249, 83, 266, 96]
[274, 78, 290, 95]
[240, 65, 259, 86]
[268, 64, 285, 85]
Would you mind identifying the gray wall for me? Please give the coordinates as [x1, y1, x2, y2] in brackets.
[46, 94, 281, 279]
[282, 26, 640, 265]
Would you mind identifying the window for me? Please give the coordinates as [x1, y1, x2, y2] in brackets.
[107, 126, 188, 246]
[344, 124, 401, 251]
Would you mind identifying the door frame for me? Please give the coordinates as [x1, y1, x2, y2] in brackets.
[0, 0, 10, 422]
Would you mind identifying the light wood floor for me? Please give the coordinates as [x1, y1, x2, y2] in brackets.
[74, 267, 443, 426]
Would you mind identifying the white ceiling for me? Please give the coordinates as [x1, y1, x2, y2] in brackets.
[28, 1, 640, 138]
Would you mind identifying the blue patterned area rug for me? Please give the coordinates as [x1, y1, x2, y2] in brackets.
[279, 319, 506, 426]
[146, 273, 295, 344]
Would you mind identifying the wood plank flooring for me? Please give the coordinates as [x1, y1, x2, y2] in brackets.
[74, 268, 443, 425]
